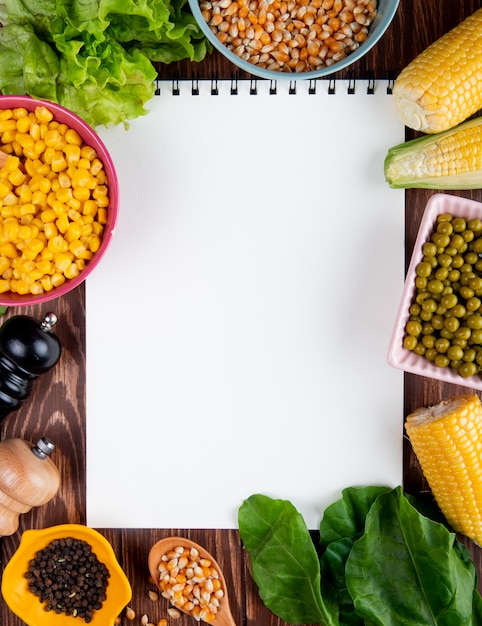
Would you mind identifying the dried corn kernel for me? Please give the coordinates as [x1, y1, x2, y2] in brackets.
[202, 0, 377, 73]
[155, 545, 224, 623]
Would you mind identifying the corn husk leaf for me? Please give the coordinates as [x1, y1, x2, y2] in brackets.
[384, 116, 482, 189]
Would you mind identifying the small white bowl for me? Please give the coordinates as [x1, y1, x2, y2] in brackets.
[388, 193, 482, 390]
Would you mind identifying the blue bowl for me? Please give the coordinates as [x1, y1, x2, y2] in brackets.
[188, 0, 400, 80]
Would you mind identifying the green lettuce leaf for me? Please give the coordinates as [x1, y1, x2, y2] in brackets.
[0, 0, 209, 127]
[238, 494, 339, 626]
[346, 487, 480, 625]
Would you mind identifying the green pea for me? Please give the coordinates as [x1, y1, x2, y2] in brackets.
[422, 335, 435, 349]
[451, 255, 465, 268]
[420, 310, 433, 322]
[440, 328, 454, 340]
[423, 254, 438, 268]
[434, 268, 449, 281]
[422, 323, 434, 335]
[442, 285, 453, 295]
[406, 320, 422, 336]
[437, 220, 453, 235]
[416, 292, 430, 305]
[460, 265, 475, 276]
[452, 338, 467, 349]
[458, 362, 477, 378]
[469, 277, 482, 292]
[467, 297, 481, 312]
[472, 238, 482, 253]
[464, 348, 476, 362]
[465, 251, 479, 265]
[459, 285, 474, 299]
[444, 316, 460, 333]
[432, 233, 450, 248]
[444, 246, 458, 257]
[437, 253, 452, 267]
[431, 314, 445, 330]
[422, 242, 437, 256]
[434, 354, 450, 368]
[455, 326, 471, 340]
[427, 279, 444, 294]
[448, 269, 461, 282]
[467, 314, 482, 330]
[447, 345, 464, 361]
[470, 329, 482, 345]
[403, 335, 417, 351]
[441, 293, 458, 309]
[415, 276, 428, 290]
[409, 303, 421, 316]
[413, 342, 425, 356]
[463, 229, 474, 243]
[452, 217, 466, 232]
[425, 348, 438, 362]
[451, 304, 466, 318]
[421, 298, 437, 313]
[435, 337, 450, 353]
[468, 219, 482, 234]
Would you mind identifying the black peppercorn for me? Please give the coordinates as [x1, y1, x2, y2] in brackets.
[25, 537, 110, 623]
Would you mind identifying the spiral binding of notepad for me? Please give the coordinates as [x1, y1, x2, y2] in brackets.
[154, 70, 395, 96]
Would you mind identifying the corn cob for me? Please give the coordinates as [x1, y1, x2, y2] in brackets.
[405, 394, 482, 546]
[392, 8, 482, 134]
[384, 116, 482, 189]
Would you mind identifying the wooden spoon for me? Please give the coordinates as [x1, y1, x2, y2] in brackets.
[148, 536, 237, 626]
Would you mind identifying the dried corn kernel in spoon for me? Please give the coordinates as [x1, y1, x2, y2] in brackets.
[155, 544, 224, 623]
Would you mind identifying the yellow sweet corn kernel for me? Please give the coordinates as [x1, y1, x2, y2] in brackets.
[3, 220, 19, 241]
[41, 208, 57, 223]
[65, 223, 82, 243]
[393, 8, 482, 133]
[405, 394, 482, 546]
[11, 107, 28, 120]
[48, 235, 68, 254]
[56, 213, 70, 234]
[64, 144, 81, 165]
[40, 276, 54, 292]
[34, 105, 53, 123]
[0, 243, 17, 258]
[0, 119, 16, 133]
[0, 279, 10, 293]
[50, 272, 65, 287]
[65, 128, 82, 146]
[0, 258, 10, 275]
[55, 252, 73, 273]
[0, 179, 12, 198]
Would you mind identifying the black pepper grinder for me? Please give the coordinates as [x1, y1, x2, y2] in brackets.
[0, 313, 61, 422]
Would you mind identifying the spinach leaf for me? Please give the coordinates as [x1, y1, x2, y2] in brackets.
[238, 494, 338, 626]
[319, 486, 391, 625]
[346, 487, 479, 625]
[319, 486, 392, 548]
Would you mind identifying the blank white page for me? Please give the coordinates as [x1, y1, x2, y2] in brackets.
[86, 79, 405, 530]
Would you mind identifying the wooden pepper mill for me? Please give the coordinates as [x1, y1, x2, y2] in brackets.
[0, 437, 60, 536]
[0, 312, 61, 422]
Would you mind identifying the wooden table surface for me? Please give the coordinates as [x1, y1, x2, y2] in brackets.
[2, 1, 482, 625]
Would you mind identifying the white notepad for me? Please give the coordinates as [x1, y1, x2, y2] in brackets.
[86, 79, 405, 530]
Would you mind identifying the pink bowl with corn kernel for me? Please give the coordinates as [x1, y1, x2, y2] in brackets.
[0, 95, 118, 306]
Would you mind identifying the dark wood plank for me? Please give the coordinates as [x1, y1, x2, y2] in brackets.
[2, 1, 482, 625]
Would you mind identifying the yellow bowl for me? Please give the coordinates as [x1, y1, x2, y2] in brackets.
[1, 524, 131, 626]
